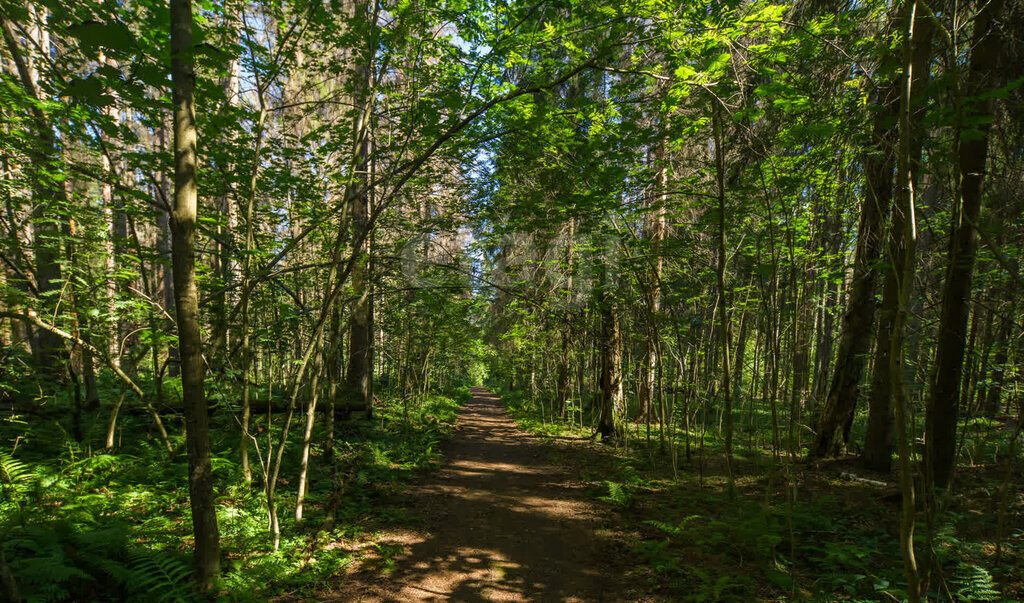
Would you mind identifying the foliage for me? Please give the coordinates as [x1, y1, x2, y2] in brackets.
[951, 562, 1002, 602]
[0, 386, 464, 600]
[1, 0, 1023, 598]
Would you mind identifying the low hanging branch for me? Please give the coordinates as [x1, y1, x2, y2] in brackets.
[2, 309, 174, 454]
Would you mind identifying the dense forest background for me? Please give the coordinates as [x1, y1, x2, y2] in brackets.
[1, 0, 1022, 600]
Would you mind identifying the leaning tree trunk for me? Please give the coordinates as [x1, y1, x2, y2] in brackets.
[926, 0, 1004, 491]
[170, 0, 220, 587]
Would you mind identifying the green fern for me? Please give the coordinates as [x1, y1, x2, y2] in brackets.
[645, 515, 703, 537]
[0, 450, 34, 486]
[599, 480, 632, 507]
[127, 549, 195, 602]
[632, 539, 680, 573]
[951, 562, 1000, 602]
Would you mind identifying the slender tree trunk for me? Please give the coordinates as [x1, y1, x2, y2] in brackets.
[295, 354, 325, 522]
[239, 106, 267, 484]
[891, 3, 931, 597]
[984, 303, 1014, 415]
[597, 259, 621, 440]
[713, 106, 735, 496]
[325, 305, 342, 459]
[156, 129, 179, 378]
[170, 0, 220, 586]
[638, 147, 666, 422]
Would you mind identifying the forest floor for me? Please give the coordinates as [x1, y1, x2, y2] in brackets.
[300, 386, 1022, 602]
[329, 387, 650, 602]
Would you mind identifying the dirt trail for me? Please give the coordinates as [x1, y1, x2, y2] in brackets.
[336, 387, 640, 602]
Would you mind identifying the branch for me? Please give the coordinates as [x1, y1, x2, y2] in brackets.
[2, 309, 173, 454]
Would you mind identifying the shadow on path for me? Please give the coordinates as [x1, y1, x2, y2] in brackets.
[333, 387, 638, 602]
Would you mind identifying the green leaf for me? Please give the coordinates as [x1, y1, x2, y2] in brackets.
[61, 77, 116, 107]
[66, 20, 136, 58]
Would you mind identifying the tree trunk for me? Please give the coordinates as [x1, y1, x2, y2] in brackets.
[713, 105, 735, 497]
[345, 2, 374, 415]
[597, 259, 620, 440]
[811, 74, 897, 458]
[295, 354, 325, 522]
[926, 0, 1004, 491]
[638, 147, 666, 422]
[862, 8, 935, 472]
[170, 0, 220, 586]
[890, 3, 932, 597]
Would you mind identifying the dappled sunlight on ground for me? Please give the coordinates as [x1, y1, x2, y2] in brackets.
[329, 387, 643, 602]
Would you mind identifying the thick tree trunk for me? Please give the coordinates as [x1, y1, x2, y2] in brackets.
[346, 1, 374, 414]
[811, 76, 897, 458]
[862, 10, 935, 471]
[926, 0, 1004, 490]
[170, 0, 220, 586]
[0, 546, 18, 603]
[638, 150, 666, 422]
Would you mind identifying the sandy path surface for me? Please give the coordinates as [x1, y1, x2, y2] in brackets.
[334, 387, 638, 602]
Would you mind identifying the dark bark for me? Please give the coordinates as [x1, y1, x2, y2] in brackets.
[927, 0, 1004, 490]
[985, 301, 1014, 415]
[597, 260, 620, 439]
[713, 105, 734, 496]
[0, 546, 19, 603]
[638, 149, 666, 422]
[891, 4, 930, 597]
[811, 77, 898, 459]
[862, 9, 935, 471]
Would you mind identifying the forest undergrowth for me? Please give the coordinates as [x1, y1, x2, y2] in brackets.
[498, 386, 1023, 602]
[0, 376, 470, 601]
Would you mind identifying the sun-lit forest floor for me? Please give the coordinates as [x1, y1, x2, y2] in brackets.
[3, 381, 1020, 601]
[495, 389, 1024, 601]
[327, 387, 644, 601]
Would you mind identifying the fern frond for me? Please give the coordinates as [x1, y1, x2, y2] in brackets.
[599, 481, 632, 507]
[127, 549, 195, 602]
[951, 562, 1000, 602]
[0, 450, 35, 484]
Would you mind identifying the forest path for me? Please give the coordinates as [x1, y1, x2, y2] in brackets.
[333, 387, 642, 602]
